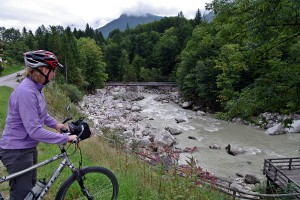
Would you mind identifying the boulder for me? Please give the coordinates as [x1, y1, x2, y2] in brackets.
[225, 144, 246, 156]
[286, 120, 300, 133]
[188, 136, 197, 140]
[182, 101, 193, 109]
[165, 127, 182, 135]
[175, 118, 186, 123]
[265, 123, 286, 135]
[244, 174, 260, 184]
[196, 111, 206, 116]
[230, 182, 243, 192]
[153, 130, 176, 147]
[209, 144, 221, 149]
[135, 137, 152, 147]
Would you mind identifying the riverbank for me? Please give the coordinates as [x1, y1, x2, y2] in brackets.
[76, 85, 300, 194]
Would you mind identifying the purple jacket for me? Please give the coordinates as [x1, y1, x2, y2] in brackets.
[0, 77, 68, 149]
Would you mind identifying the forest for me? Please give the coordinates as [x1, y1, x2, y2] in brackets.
[0, 0, 299, 122]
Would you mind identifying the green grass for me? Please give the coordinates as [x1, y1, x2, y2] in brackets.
[0, 86, 13, 129]
[0, 64, 24, 77]
[36, 136, 231, 200]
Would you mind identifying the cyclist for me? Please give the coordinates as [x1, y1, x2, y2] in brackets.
[0, 50, 77, 200]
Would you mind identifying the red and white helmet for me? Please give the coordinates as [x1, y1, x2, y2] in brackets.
[23, 50, 63, 69]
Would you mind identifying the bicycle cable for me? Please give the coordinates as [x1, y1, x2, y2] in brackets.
[78, 144, 83, 169]
[64, 143, 77, 157]
[65, 142, 83, 169]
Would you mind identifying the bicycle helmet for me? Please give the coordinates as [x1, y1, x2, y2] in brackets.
[24, 50, 63, 69]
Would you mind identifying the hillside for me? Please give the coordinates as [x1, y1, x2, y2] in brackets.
[98, 13, 163, 38]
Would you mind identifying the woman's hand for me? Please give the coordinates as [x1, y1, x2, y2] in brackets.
[68, 135, 78, 143]
[56, 123, 66, 132]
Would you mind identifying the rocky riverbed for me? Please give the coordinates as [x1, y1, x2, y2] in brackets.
[76, 85, 300, 194]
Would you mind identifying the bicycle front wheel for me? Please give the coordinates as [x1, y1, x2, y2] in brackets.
[55, 166, 118, 200]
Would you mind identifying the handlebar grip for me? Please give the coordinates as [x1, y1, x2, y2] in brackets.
[60, 128, 69, 133]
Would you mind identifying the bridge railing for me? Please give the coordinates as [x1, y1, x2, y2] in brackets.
[263, 157, 300, 198]
[264, 157, 300, 170]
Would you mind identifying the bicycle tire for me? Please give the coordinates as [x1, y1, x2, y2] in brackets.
[55, 166, 118, 200]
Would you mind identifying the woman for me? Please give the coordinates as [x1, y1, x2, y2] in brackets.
[0, 50, 77, 199]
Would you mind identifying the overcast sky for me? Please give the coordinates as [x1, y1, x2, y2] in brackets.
[0, 0, 211, 32]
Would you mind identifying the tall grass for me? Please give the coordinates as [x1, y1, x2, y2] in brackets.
[0, 86, 13, 198]
[0, 86, 13, 129]
[0, 64, 23, 77]
[0, 82, 231, 199]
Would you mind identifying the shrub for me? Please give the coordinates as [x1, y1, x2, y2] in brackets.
[59, 83, 84, 103]
[44, 82, 78, 118]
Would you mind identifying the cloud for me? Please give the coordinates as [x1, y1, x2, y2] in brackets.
[0, 0, 211, 32]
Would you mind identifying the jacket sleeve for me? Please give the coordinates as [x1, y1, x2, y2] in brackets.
[18, 89, 68, 144]
[44, 113, 58, 129]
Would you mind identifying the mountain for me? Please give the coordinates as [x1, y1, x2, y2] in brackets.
[203, 11, 214, 22]
[97, 13, 163, 38]
[97, 12, 215, 38]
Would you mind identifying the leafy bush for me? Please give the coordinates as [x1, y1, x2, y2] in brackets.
[44, 82, 80, 119]
[139, 67, 162, 81]
[59, 83, 84, 103]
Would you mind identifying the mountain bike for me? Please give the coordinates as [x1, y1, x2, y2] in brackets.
[0, 117, 119, 200]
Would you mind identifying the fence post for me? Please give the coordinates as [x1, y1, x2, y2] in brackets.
[232, 191, 236, 200]
[288, 158, 292, 170]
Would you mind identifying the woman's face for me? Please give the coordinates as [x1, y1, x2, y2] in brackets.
[47, 68, 56, 81]
[41, 67, 56, 83]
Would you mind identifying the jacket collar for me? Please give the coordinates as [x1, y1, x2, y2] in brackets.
[27, 77, 45, 91]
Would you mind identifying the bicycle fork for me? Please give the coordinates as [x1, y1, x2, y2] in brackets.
[74, 170, 93, 200]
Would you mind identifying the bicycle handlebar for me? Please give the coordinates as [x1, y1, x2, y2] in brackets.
[60, 117, 91, 143]
[60, 128, 79, 144]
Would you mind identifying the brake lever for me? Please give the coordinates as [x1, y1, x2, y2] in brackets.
[62, 117, 73, 124]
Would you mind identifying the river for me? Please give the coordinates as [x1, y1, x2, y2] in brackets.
[137, 93, 300, 180]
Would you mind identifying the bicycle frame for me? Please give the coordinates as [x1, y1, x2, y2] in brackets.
[0, 144, 78, 200]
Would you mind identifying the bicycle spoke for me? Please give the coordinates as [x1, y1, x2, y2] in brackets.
[55, 167, 118, 200]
